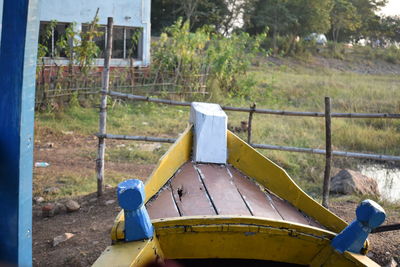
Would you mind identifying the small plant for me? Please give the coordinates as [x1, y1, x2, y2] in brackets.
[152, 19, 267, 99]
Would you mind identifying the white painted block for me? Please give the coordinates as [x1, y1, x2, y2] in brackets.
[190, 102, 227, 164]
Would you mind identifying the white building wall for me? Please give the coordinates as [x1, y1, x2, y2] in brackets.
[39, 0, 151, 66]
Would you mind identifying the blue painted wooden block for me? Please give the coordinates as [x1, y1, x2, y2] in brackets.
[331, 199, 386, 254]
[117, 179, 153, 242]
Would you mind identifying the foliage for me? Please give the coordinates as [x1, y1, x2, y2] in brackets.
[37, 20, 57, 59]
[330, 0, 361, 42]
[75, 16, 103, 73]
[374, 15, 400, 44]
[244, 0, 333, 36]
[244, 0, 332, 55]
[346, 0, 387, 41]
[152, 19, 267, 97]
[151, 0, 241, 35]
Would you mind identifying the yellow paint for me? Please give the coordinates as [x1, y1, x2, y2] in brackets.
[150, 216, 374, 266]
[144, 124, 193, 202]
[344, 252, 381, 267]
[92, 237, 163, 267]
[227, 130, 348, 233]
[111, 125, 193, 241]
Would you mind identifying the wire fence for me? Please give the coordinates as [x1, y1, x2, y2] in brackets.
[35, 65, 209, 109]
[97, 89, 400, 207]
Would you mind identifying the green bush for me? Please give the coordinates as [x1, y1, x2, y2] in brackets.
[152, 19, 267, 98]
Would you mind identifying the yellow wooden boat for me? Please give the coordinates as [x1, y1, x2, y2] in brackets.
[93, 103, 385, 267]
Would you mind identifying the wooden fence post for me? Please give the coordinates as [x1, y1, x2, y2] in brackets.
[247, 103, 256, 144]
[322, 97, 332, 208]
[96, 17, 113, 197]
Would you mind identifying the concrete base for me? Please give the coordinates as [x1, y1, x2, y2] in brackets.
[190, 102, 227, 164]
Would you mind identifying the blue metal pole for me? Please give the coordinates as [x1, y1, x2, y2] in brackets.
[0, 0, 40, 265]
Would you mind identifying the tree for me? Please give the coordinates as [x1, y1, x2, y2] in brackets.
[151, 0, 241, 35]
[349, 0, 387, 40]
[378, 15, 400, 44]
[287, 0, 333, 36]
[330, 0, 361, 42]
[244, 0, 332, 37]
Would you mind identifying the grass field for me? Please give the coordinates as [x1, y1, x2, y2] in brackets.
[35, 55, 400, 200]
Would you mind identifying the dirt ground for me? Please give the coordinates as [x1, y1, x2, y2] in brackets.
[32, 133, 400, 267]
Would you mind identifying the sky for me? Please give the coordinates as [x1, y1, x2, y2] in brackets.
[379, 0, 400, 16]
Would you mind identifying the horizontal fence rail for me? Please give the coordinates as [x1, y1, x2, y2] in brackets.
[96, 133, 400, 162]
[251, 144, 400, 162]
[105, 90, 400, 119]
[96, 133, 177, 143]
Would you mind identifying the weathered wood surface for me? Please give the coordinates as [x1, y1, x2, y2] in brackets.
[170, 162, 216, 216]
[96, 17, 113, 196]
[323, 97, 332, 208]
[146, 162, 321, 228]
[147, 186, 180, 219]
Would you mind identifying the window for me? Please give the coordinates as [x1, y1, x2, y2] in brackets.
[81, 25, 143, 60]
[38, 21, 70, 58]
[39, 22, 143, 61]
[112, 27, 125, 58]
[112, 26, 143, 60]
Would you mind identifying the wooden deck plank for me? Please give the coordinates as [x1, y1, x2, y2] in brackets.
[228, 166, 283, 220]
[268, 193, 312, 226]
[171, 162, 217, 216]
[146, 185, 180, 220]
[196, 164, 251, 216]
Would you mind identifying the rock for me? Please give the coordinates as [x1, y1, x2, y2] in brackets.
[54, 202, 66, 214]
[61, 131, 74, 135]
[105, 184, 113, 189]
[92, 241, 100, 245]
[45, 142, 55, 148]
[330, 169, 380, 197]
[34, 196, 45, 204]
[385, 258, 398, 267]
[137, 143, 162, 152]
[65, 200, 80, 212]
[42, 203, 56, 217]
[105, 200, 116, 205]
[44, 187, 60, 195]
[53, 233, 75, 247]
[89, 198, 97, 203]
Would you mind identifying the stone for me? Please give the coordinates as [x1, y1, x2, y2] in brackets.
[65, 200, 80, 212]
[53, 233, 75, 247]
[45, 142, 55, 148]
[54, 202, 66, 214]
[105, 199, 116, 205]
[34, 196, 45, 204]
[44, 187, 61, 195]
[137, 143, 162, 152]
[190, 102, 227, 164]
[105, 184, 113, 189]
[330, 169, 380, 197]
[89, 198, 97, 203]
[42, 203, 56, 217]
[61, 131, 74, 135]
[385, 258, 398, 267]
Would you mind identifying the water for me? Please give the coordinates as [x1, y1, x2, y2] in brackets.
[359, 164, 400, 202]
